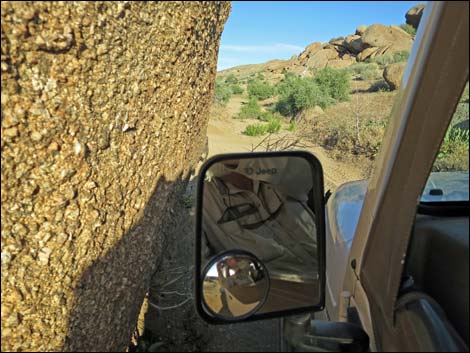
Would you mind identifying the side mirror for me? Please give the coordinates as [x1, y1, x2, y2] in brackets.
[195, 151, 326, 323]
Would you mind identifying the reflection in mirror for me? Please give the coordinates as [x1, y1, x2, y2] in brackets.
[202, 252, 269, 320]
[201, 156, 321, 317]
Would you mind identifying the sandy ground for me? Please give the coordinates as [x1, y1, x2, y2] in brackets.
[207, 96, 365, 191]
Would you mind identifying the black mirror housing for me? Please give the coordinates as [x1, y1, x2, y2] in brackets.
[195, 151, 326, 324]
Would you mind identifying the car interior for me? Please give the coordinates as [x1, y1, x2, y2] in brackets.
[396, 205, 469, 351]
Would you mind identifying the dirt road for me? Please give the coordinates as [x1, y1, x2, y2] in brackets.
[207, 98, 365, 191]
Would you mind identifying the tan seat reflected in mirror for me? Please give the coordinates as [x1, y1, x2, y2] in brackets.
[200, 155, 322, 319]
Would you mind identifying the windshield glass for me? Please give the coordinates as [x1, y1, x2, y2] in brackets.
[422, 83, 469, 203]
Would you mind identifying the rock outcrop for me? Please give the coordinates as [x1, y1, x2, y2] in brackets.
[356, 25, 368, 36]
[343, 34, 365, 54]
[327, 54, 356, 69]
[306, 48, 340, 70]
[298, 42, 323, 65]
[1, 1, 230, 351]
[361, 24, 413, 52]
[383, 62, 407, 90]
[353, 24, 414, 62]
[218, 5, 421, 82]
[406, 4, 426, 29]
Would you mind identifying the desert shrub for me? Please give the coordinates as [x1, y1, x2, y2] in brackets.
[259, 110, 282, 122]
[237, 98, 263, 120]
[275, 79, 333, 116]
[348, 62, 380, 80]
[370, 50, 410, 66]
[313, 67, 351, 102]
[274, 68, 350, 118]
[214, 79, 232, 106]
[257, 72, 265, 80]
[243, 123, 268, 136]
[368, 54, 394, 66]
[400, 23, 416, 36]
[275, 73, 335, 116]
[266, 117, 282, 133]
[231, 84, 244, 95]
[303, 91, 397, 168]
[452, 84, 469, 125]
[247, 79, 275, 100]
[434, 86, 469, 171]
[434, 128, 469, 171]
[392, 50, 410, 63]
[275, 72, 297, 96]
[225, 73, 238, 84]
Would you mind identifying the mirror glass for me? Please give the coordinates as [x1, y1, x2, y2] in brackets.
[202, 252, 269, 320]
[199, 155, 322, 320]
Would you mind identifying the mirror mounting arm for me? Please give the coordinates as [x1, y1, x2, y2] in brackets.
[285, 319, 369, 352]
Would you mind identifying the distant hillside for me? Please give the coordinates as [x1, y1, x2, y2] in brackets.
[218, 4, 425, 82]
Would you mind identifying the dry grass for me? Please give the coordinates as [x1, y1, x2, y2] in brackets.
[298, 89, 397, 176]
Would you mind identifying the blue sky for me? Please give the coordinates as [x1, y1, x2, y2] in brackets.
[218, 1, 424, 71]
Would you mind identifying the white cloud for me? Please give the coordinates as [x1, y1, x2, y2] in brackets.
[220, 43, 304, 53]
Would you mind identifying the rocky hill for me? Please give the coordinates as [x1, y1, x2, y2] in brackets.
[218, 4, 424, 82]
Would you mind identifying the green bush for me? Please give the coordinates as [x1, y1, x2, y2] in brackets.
[274, 68, 350, 117]
[370, 51, 410, 66]
[368, 54, 393, 66]
[247, 79, 275, 100]
[392, 50, 410, 63]
[225, 74, 238, 84]
[452, 85, 469, 125]
[287, 122, 296, 132]
[434, 128, 469, 171]
[434, 84, 469, 171]
[275, 72, 297, 96]
[243, 123, 268, 136]
[214, 80, 232, 106]
[313, 67, 351, 102]
[231, 84, 244, 95]
[266, 117, 282, 133]
[258, 110, 275, 122]
[237, 98, 263, 120]
[348, 62, 380, 81]
[275, 73, 335, 116]
[400, 23, 416, 36]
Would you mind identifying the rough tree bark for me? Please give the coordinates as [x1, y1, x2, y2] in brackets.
[1, 1, 230, 351]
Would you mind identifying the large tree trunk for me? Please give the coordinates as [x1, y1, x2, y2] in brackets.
[1, 2, 230, 351]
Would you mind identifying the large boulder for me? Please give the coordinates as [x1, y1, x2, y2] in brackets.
[383, 62, 408, 90]
[298, 42, 323, 65]
[327, 54, 356, 69]
[406, 4, 426, 29]
[357, 47, 379, 62]
[361, 24, 413, 52]
[306, 48, 339, 70]
[357, 46, 390, 62]
[0, 1, 230, 351]
[343, 34, 365, 54]
[329, 38, 347, 54]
